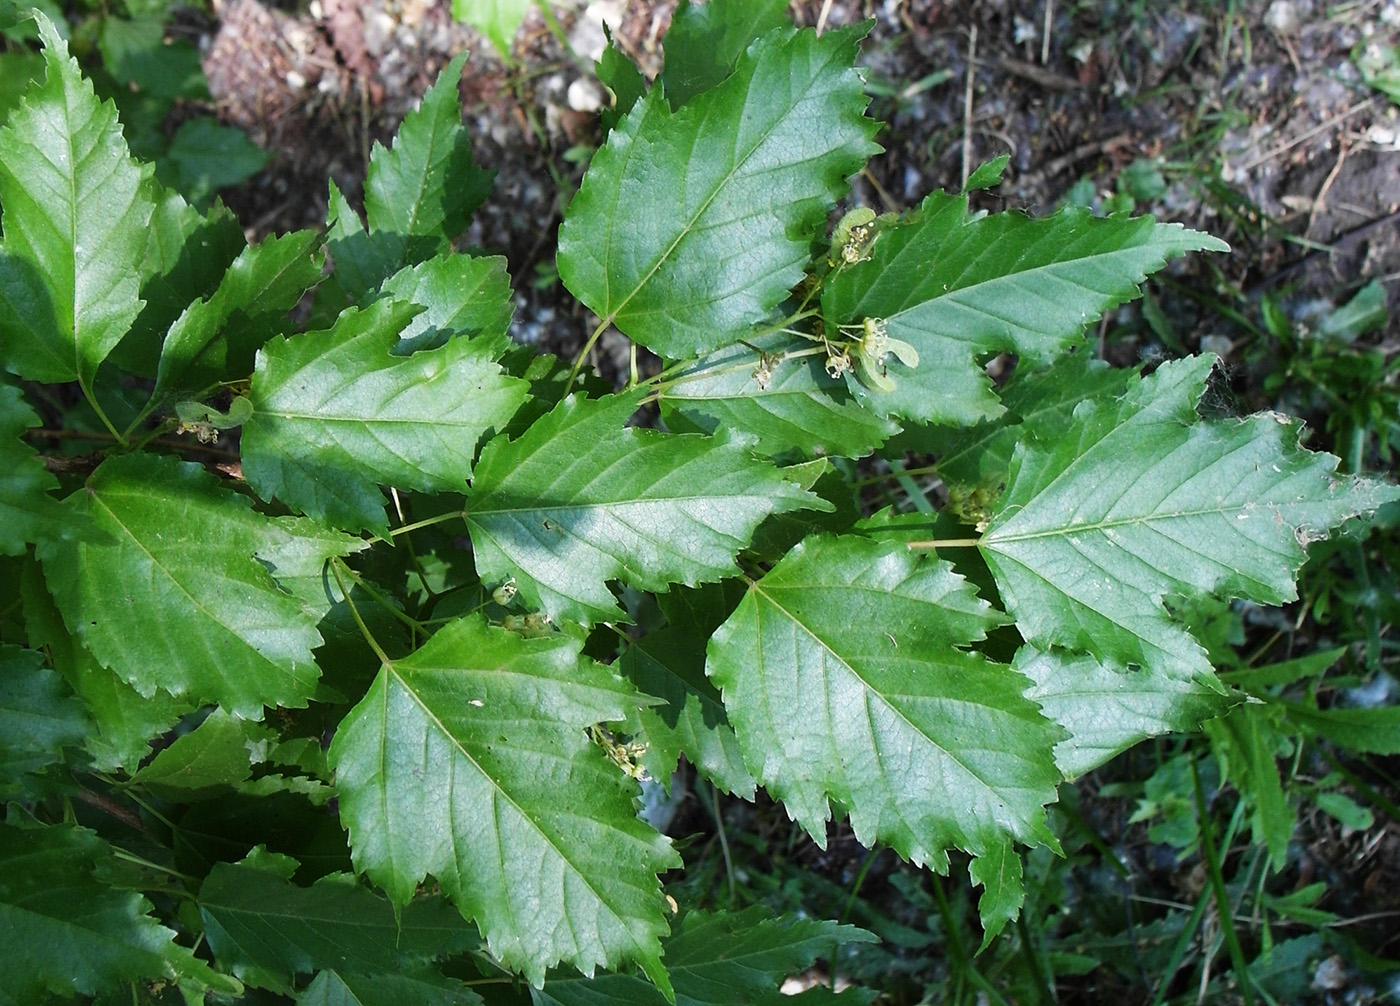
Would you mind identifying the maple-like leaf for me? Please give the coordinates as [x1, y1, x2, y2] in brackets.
[532, 906, 877, 1006]
[379, 252, 514, 355]
[0, 12, 154, 386]
[822, 192, 1226, 426]
[558, 24, 879, 359]
[38, 453, 324, 718]
[154, 229, 324, 395]
[112, 186, 245, 377]
[979, 354, 1400, 678]
[362, 52, 493, 275]
[621, 627, 756, 799]
[329, 614, 679, 993]
[1015, 646, 1235, 779]
[707, 534, 1064, 939]
[465, 391, 826, 624]
[243, 298, 528, 534]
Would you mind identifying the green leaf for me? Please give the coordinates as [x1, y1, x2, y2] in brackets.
[200, 858, 478, 992]
[1207, 704, 1292, 871]
[451, 0, 529, 57]
[658, 332, 898, 459]
[20, 554, 193, 772]
[301, 969, 484, 1006]
[465, 391, 827, 624]
[155, 229, 324, 395]
[916, 348, 1134, 494]
[379, 253, 514, 355]
[597, 31, 646, 135]
[324, 179, 396, 305]
[531, 906, 877, 1006]
[37, 453, 324, 718]
[821, 193, 1226, 425]
[363, 52, 493, 272]
[706, 534, 1063, 938]
[621, 627, 756, 798]
[979, 354, 1400, 678]
[1015, 646, 1235, 779]
[0, 50, 44, 126]
[112, 185, 246, 377]
[558, 25, 880, 359]
[243, 298, 528, 534]
[660, 0, 790, 108]
[329, 614, 679, 992]
[254, 515, 371, 624]
[130, 709, 267, 797]
[0, 382, 92, 553]
[0, 12, 155, 384]
[158, 117, 270, 205]
[1281, 701, 1400, 754]
[0, 643, 87, 793]
[963, 154, 1010, 192]
[0, 823, 229, 1001]
[97, 14, 207, 100]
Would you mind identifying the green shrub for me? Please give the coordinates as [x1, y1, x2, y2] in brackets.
[1, 3, 1395, 1003]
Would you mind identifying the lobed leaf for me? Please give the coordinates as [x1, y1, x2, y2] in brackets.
[980, 354, 1400, 678]
[822, 192, 1227, 426]
[558, 24, 880, 359]
[0, 824, 230, 1001]
[658, 332, 897, 459]
[379, 252, 514, 355]
[707, 534, 1064, 938]
[130, 709, 267, 797]
[112, 185, 246, 377]
[915, 348, 1135, 494]
[532, 906, 877, 1006]
[243, 298, 528, 534]
[1015, 646, 1236, 779]
[621, 627, 756, 799]
[37, 453, 324, 718]
[0, 13, 155, 385]
[465, 391, 827, 624]
[363, 52, 493, 275]
[329, 614, 679, 993]
[155, 229, 325, 396]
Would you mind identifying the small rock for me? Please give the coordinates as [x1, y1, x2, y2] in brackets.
[1312, 955, 1348, 992]
[1264, 1, 1299, 33]
[567, 77, 605, 113]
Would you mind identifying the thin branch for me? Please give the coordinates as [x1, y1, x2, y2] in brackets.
[905, 538, 982, 550]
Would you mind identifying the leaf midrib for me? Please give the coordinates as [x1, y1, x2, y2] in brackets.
[383, 663, 646, 947]
[602, 34, 839, 325]
[748, 580, 1003, 805]
[983, 500, 1290, 546]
